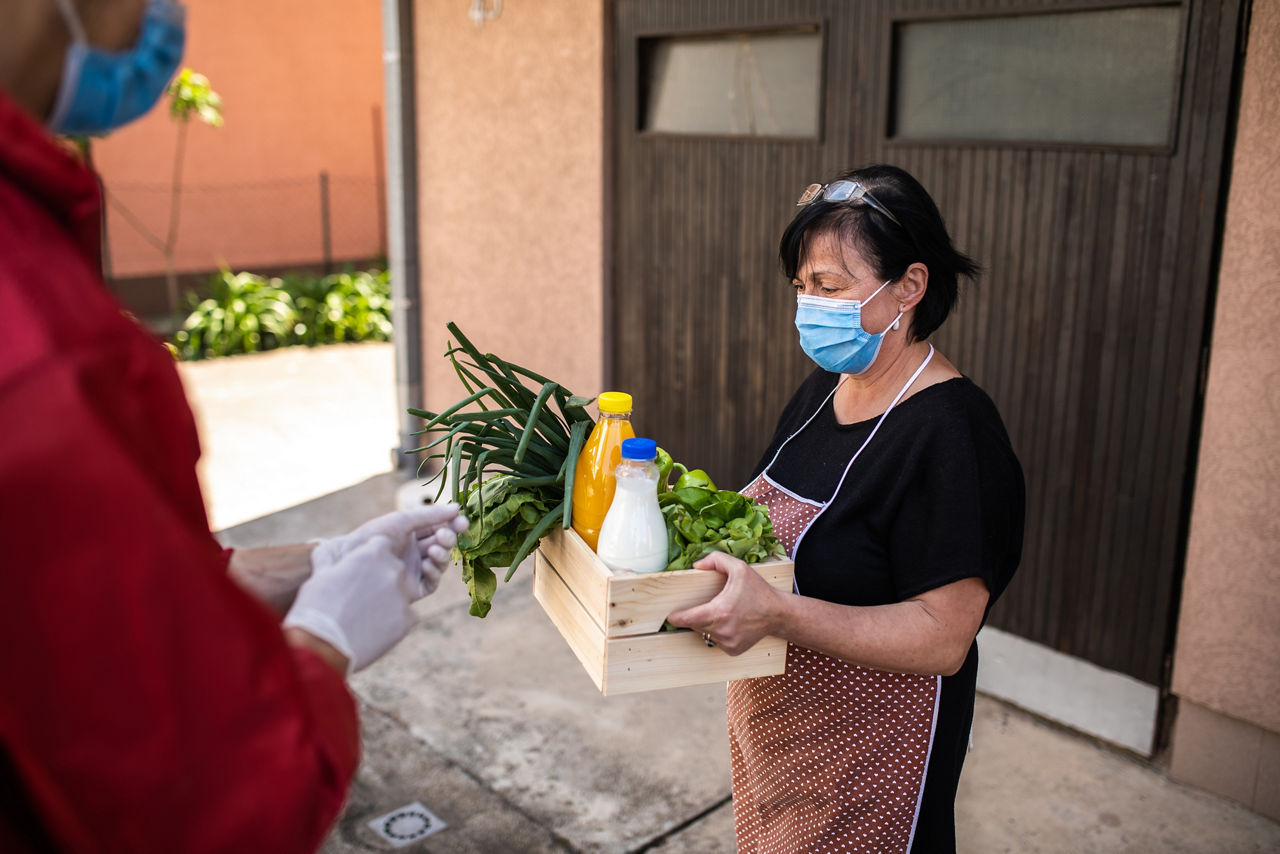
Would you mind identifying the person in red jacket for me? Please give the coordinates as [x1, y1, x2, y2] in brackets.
[0, 2, 467, 850]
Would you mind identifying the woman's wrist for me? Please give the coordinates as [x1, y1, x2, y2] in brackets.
[765, 585, 799, 640]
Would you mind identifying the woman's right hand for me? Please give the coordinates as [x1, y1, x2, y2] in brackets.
[666, 551, 786, 655]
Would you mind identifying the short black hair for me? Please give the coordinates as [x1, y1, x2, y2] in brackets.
[779, 164, 979, 341]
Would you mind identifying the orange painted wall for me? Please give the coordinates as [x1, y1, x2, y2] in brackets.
[93, 0, 385, 279]
[413, 1, 605, 418]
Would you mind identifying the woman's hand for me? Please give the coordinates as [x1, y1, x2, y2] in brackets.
[666, 551, 787, 655]
[667, 550, 989, 675]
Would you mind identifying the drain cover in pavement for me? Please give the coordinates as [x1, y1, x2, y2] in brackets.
[366, 802, 447, 848]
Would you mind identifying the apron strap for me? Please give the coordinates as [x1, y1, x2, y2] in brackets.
[789, 345, 935, 559]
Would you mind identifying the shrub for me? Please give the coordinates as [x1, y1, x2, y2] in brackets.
[287, 269, 392, 347]
[173, 267, 391, 360]
[173, 270, 296, 360]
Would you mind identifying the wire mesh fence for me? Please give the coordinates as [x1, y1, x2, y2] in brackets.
[103, 172, 387, 317]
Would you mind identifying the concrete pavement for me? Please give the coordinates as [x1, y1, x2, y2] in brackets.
[200, 343, 1280, 853]
[178, 342, 400, 531]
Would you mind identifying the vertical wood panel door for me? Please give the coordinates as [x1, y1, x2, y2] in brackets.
[611, 0, 1241, 688]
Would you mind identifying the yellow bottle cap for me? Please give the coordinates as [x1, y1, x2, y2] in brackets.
[597, 391, 633, 414]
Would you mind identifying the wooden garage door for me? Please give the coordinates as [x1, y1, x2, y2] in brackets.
[610, 0, 1242, 686]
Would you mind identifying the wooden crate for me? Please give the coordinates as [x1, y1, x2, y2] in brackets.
[533, 526, 794, 695]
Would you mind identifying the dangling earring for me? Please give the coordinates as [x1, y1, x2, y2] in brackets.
[893, 310, 903, 331]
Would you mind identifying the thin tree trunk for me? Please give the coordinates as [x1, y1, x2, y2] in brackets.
[164, 120, 189, 314]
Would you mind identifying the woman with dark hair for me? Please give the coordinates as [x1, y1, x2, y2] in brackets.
[669, 164, 1025, 853]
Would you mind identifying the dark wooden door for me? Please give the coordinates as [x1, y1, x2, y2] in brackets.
[610, 0, 1242, 687]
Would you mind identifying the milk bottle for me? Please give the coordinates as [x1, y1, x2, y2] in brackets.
[596, 438, 669, 574]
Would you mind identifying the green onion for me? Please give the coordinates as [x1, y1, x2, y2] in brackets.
[406, 322, 597, 617]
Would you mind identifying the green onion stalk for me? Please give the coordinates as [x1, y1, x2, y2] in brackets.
[406, 322, 595, 617]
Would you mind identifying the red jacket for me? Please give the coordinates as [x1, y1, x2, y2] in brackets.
[0, 90, 358, 852]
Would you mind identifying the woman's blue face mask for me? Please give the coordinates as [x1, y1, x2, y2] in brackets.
[46, 0, 187, 136]
[794, 280, 902, 375]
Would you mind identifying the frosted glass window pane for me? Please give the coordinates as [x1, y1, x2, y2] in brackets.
[641, 31, 822, 137]
[893, 7, 1181, 145]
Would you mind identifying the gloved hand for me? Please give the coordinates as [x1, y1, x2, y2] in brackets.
[284, 504, 468, 672]
[311, 504, 468, 598]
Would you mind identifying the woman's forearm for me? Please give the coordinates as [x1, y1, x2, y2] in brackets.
[772, 579, 989, 677]
[667, 554, 990, 676]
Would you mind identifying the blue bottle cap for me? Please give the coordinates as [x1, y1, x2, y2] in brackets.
[621, 437, 658, 461]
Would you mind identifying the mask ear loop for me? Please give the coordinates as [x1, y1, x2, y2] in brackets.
[45, 0, 90, 130]
[51, 0, 88, 44]
[867, 278, 903, 331]
[862, 279, 892, 308]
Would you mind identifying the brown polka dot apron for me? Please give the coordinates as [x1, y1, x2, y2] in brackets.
[729, 348, 941, 854]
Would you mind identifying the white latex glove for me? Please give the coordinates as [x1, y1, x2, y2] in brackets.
[285, 505, 468, 672]
[311, 504, 468, 598]
[283, 536, 416, 673]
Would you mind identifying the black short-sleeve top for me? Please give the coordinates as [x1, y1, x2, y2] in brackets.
[751, 368, 1025, 611]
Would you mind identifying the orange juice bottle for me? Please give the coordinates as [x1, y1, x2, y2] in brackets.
[571, 391, 636, 551]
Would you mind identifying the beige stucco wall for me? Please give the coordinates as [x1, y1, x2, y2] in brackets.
[414, 1, 604, 416]
[93, 0, 385, 277]
[1172, 0, 1280, 735]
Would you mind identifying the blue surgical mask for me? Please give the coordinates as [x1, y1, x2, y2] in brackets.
[794, 280, 903, 375]
[46, 0, 186, 136]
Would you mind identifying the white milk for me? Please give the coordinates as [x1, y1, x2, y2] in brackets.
[597, 470, 668, 574]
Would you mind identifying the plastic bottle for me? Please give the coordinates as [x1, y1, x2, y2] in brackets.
[597, 438, 669, 574]
[571, 391, 636, 551]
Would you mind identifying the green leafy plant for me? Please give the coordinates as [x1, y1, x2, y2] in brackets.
[655, 448, 783, 570]
[657, 485, 784, 571]
[168, 68, 224, 126]
[407, 322, 595, 617]
[289, 270, 392, 346]
[173, 270, 296, 360]
[408, 326, 784, 618]
[172, 267, 392, 359]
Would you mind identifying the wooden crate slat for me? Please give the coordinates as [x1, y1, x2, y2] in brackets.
[533, 552, 607, 693]
[604, 558, 795, 637]
[534, 528, 795, 694]
[540, 527, 612, 631]
[602, 631, 787, 696]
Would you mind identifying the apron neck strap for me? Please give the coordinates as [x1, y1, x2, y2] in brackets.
[785, 344, 935, 559]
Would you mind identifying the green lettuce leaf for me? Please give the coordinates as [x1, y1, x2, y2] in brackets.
[657, 483, 784, 572]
